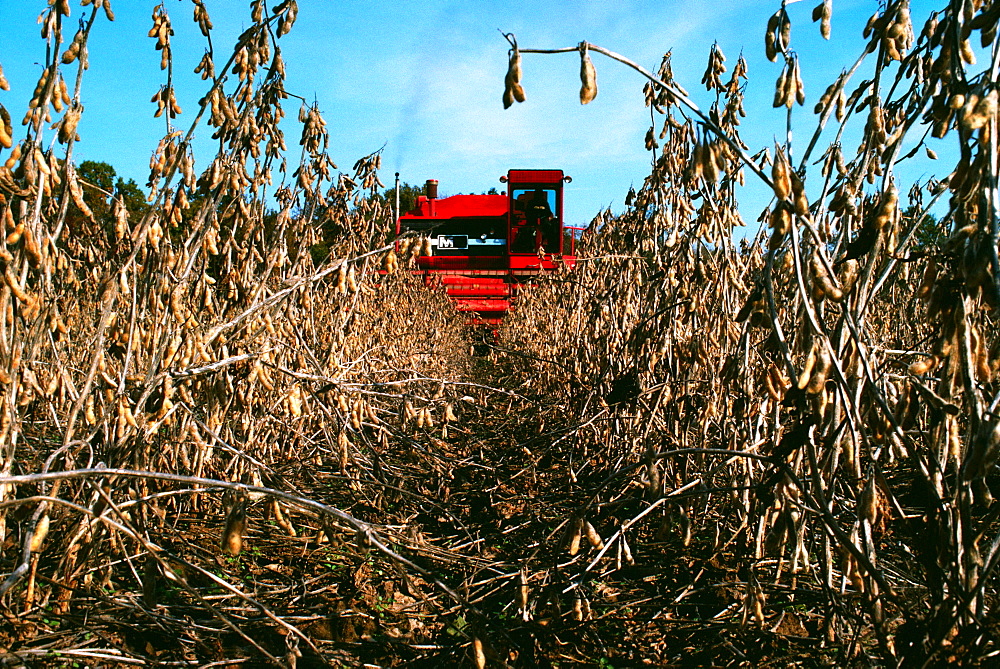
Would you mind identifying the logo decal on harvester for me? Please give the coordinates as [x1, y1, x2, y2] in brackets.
[437, 235, 468, 250]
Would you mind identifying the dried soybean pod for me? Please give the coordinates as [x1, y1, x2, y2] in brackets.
[567, 516, 584, 555]
[972, 325, 991, 382]
[797, 344, 817, 389]
[584, 521, 605, 549]
[29, 514, 50, 552]
[771, 145, 792, 201]
[58, 105, 82, 145]
[502, 84, 514, 109]
[858, 480, 877, 524]
[960, 38, 976, 65]
[814, 80, 836, 114]
[791, 170, 809, 217]
[765, 13, 781, 61]
[773, 63, 790, 108]
[472, 638, 486, 669]
[916, 259, 937, 300]
[6, 223, 25, 246]
[763, 368, 780, 401]
[396, 237, 412, 258]
[383, 249, 398, 272]
[579, 42, 597, 104]
[811, 253, 843, 301]
[806, 344, 832, 394]
[735, 286, 761, 322]
[271, 498, 296, 536]
[23, 227, 41, 268]
[768, 226, 786, 251]
[5, 267, 30, 302]
[221, 495, 247, 556]
[346, 264, 358, 292]
[837, 258, 858, 293]
[620, 532, 634, 565]
[793, 57, 805, 106]
[503, 48, 525, 108]
[335, 261, 347, 294]
[510, 80, 525, 105]
[508, 47, 522, 83]
[0, 105, 12, 149]
[768, 364, 789, 401]
[768, 202, 792, 235]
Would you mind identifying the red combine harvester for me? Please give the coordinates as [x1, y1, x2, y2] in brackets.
[396, 169, 581, 326]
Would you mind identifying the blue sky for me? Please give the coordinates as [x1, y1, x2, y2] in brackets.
[0, 1, 949, 228]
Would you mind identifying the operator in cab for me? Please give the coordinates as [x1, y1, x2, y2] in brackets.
[514, 189, 557, 253]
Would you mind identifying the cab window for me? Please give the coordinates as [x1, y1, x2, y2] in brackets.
[510, 188, 559, 253]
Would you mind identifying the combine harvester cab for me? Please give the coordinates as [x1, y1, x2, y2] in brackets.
[397, 169, 579, 326]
